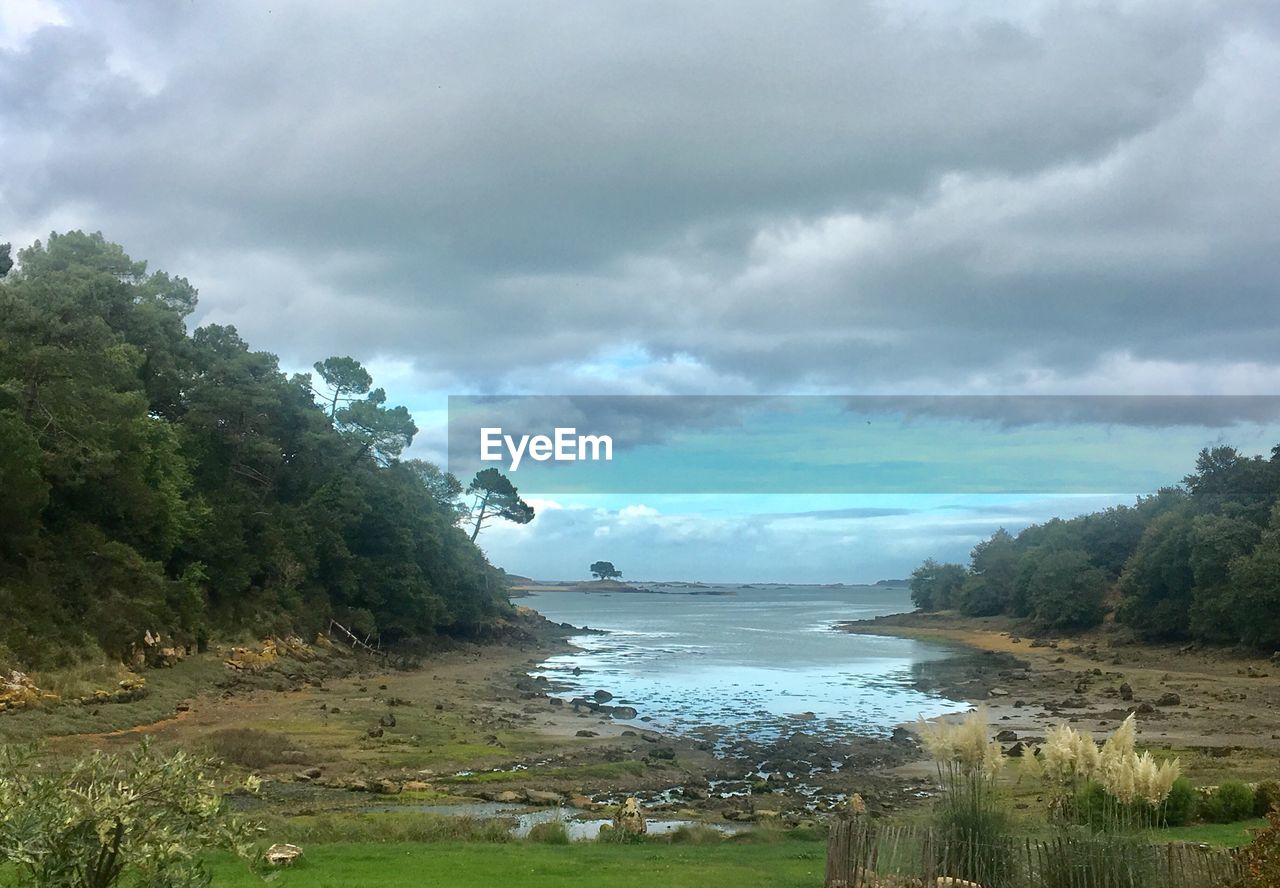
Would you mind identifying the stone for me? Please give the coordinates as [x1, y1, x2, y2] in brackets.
[1119, 682, 1133, 701]
[496, 790, 522, 803]
[525, 789, 564, 805]
[593, 689, 614, 703]
[575, 729, 599, 737]
[995, 729, 1018, 742]
[294, 767, 322, 781]
[610, 706, 638, 719]
[1156, 692, 1181, 706]
[264, 843, 304, 866]
[373, 779, 402, 795]
[379, 712, 396, 727]
[613, 797, 647, 835]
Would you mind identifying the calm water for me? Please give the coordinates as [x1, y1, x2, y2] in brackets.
[525, 583, 968, 743]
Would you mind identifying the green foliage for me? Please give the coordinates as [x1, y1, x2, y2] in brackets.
[1160, 777, 1198, 827]
[0, 232, 512, 668]
[526, 820, 571, 845]
[204, 728, 297, 770]
[1254, 780, 1280, 818]
[908, 440, 1280, 647]
[1201, 781, 1257, 824]
[465, 468, 535, 542]
[0, 742, 254, 888]
[908, 559, 966, 611]
[589, 561, 621, 580]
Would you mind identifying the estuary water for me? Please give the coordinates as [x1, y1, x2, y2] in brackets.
[524, 583, 968, 744]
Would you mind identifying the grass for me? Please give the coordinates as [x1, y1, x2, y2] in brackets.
[1150, 818, 1267, 847]
[207, 841, 824, 887]
[205, 727, 300, 769]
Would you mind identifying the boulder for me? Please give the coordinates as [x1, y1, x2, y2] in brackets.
[613, 797, 647, 835]
[264, 843, 304, 866]
[575, 729, 599, 738]
[593, 689, 614, 703]
[1119, 682, 1134, 701]
[1156, 692, 1181, 706]
[995, 729, 1018, 742]
[294, 767, 322, 781]
[525, 789, 564, 805]
[610, 706, 639, 719]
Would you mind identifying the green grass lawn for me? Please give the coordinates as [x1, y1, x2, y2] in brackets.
[207, 842, 824, 887]
[1149, 817, 1267, 847]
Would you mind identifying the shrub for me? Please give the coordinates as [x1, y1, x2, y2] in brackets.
[527, 820, 570, 844]
[1201, 781, 1256, 824]
[1159, 777, 1198, 826]
[0, 741, 254, 888]
[1253, 780, 1280, 818]
[206, 727, 297, 769]
[667, 824, 725, 844]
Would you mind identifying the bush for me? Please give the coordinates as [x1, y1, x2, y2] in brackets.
[527, 820, 570, 844]
[1159, 777, 1198, 826]
[1254, 780, 1280, 818]
[0, 741, 254, 888]
[206, 728, 298, 769]
[1201, 781, 1256, 824]
[667, 824, 725, 844]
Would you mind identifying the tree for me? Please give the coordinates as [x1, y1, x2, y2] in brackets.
[909, 559, 966, 611]
[0, 742, 255, 888]
[312, 355, 373, 419]
[0, 242, 12, 277]
[466, 468, 535, 541]
[590, 560, 621, 580]
[956, 529, 1017, 616]
[1021, 548, 1107, 631]
[335, 388, 418, 464]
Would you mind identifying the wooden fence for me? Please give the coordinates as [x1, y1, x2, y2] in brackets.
[825, 817, 1245, 888]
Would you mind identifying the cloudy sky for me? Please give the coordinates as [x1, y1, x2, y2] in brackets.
[3, 1, 1279, 581]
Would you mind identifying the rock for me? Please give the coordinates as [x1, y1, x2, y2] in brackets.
[593, 689, 614, 703]
[549, 697, 564, 706]
[1005, 741, 1027, 757]
[402, 781, 432, 792]
[572, 666, 583, 676]
[379, 713, 396, 727]
[995, 729, 1018, 742]
[1156, 692, 1181, 706]
[1119, 682, 1133, 701]
[568, 795, 594, 809]
[367, 727, 383, 738]
[610, 706, 638, 719]
[373, 779, 402, 795]
[496, 790, 522, 803]
[575, 729, 599, 737]
[264, 843, 304, 866]
[1136, 702, 1156, 714]
[525, 789, 563, 805]
[989, 688, 1009, 697]
[613, 797, 647, 835]
[295, 767, 322, 781]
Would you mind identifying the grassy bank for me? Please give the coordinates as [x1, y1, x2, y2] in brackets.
[206, 842, 823, 887]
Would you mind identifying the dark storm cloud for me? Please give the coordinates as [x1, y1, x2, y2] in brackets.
[2, 1, 1279, 395]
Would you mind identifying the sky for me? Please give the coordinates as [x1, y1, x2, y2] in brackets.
[3, 1, 1279, 582]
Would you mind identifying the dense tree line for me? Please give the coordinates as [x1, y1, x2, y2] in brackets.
[0, 232, 513, 669]
[910, 446, 1280, 648]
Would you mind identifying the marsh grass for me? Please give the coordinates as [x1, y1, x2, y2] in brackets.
[254, 812, 514, 844]
[205, 728, 300, 769]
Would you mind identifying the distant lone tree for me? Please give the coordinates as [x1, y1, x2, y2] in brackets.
[466, 467, 535, 541]
[590, 561, 621, 580]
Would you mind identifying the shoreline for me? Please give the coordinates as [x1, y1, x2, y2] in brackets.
[839, 610, 1280, 786]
